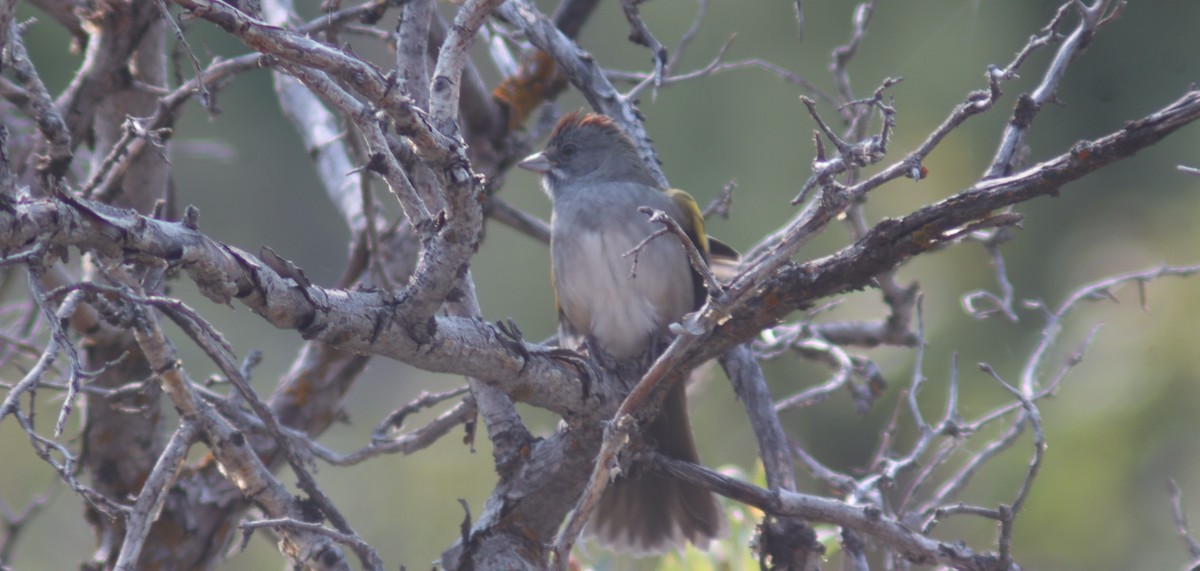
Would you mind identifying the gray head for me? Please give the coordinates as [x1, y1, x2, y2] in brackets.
[518, 112, 660, 197]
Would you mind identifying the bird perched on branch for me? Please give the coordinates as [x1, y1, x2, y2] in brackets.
[519, 111, 737, 554]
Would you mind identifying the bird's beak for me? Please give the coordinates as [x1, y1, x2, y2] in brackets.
[518, 151, 551, 174]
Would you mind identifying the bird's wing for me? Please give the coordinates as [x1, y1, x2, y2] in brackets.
[664, 188, 742, 290]
[663, 188, 710, 257]
[705, 236, 741, 283]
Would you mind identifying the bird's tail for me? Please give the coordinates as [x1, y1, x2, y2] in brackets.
[588, 380, 725, 555]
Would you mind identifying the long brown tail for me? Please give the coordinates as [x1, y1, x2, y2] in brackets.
[588, 381, 724, 554]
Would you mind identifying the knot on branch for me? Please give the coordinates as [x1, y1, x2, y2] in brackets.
[757, 517, 822, 570]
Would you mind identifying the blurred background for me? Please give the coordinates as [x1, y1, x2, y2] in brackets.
[2, 1, 1199, 569]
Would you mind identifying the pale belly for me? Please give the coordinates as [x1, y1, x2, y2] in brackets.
[553, 228, 693, 359]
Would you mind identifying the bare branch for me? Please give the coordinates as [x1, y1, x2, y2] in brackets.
[634, 206, 723, 308]
[264, 0, 370, 237]
[961, 230, 1019, 322]
[497, 0, 668, 186]
[429, 0, 505, 132]
[170, 0, 465, 168]
[0, 486, 53, 564]
[1169, 480, 1200, 562]
[5, 19, 72, 181]
[724, 345, 796, 491]
[614, 50, 837, 109]
[724, 344, 819, 569]
[311, 398, 474, 466]
[485, 196, 551, 244]
[396, 0, 434, 110]
[240, 518, 384, 571]
[154, 0, 211, 109]
[113, 422, 199, 570]
[653, 454, 1014, 571]
[985, 0, 1121, 178]
[2, 2, 1197, 569]
[82, 117, 171, 201]
[549, 412, 637, 570]
[977, 363, 1046, 566]
[708, 89, 1200, 366]
[125, 280, 360, 569]
[618, 0, 667, 91]
[829, 1, 877, 103]
[1019, 263, 1200, 395]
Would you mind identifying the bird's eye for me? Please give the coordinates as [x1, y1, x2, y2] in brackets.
[559, 143, 578, 160]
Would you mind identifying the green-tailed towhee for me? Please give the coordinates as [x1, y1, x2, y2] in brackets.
[518, 111, 737, 554]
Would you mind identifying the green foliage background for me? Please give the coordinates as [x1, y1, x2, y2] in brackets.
[2, 1, 1199, 570]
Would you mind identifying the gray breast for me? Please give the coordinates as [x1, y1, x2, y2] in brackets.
[550, 183, 695, 359]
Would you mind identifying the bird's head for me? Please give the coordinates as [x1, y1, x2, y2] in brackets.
[518, 111, 659, 195]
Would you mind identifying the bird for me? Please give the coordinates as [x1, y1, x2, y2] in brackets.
[518, 111, 736, 555]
